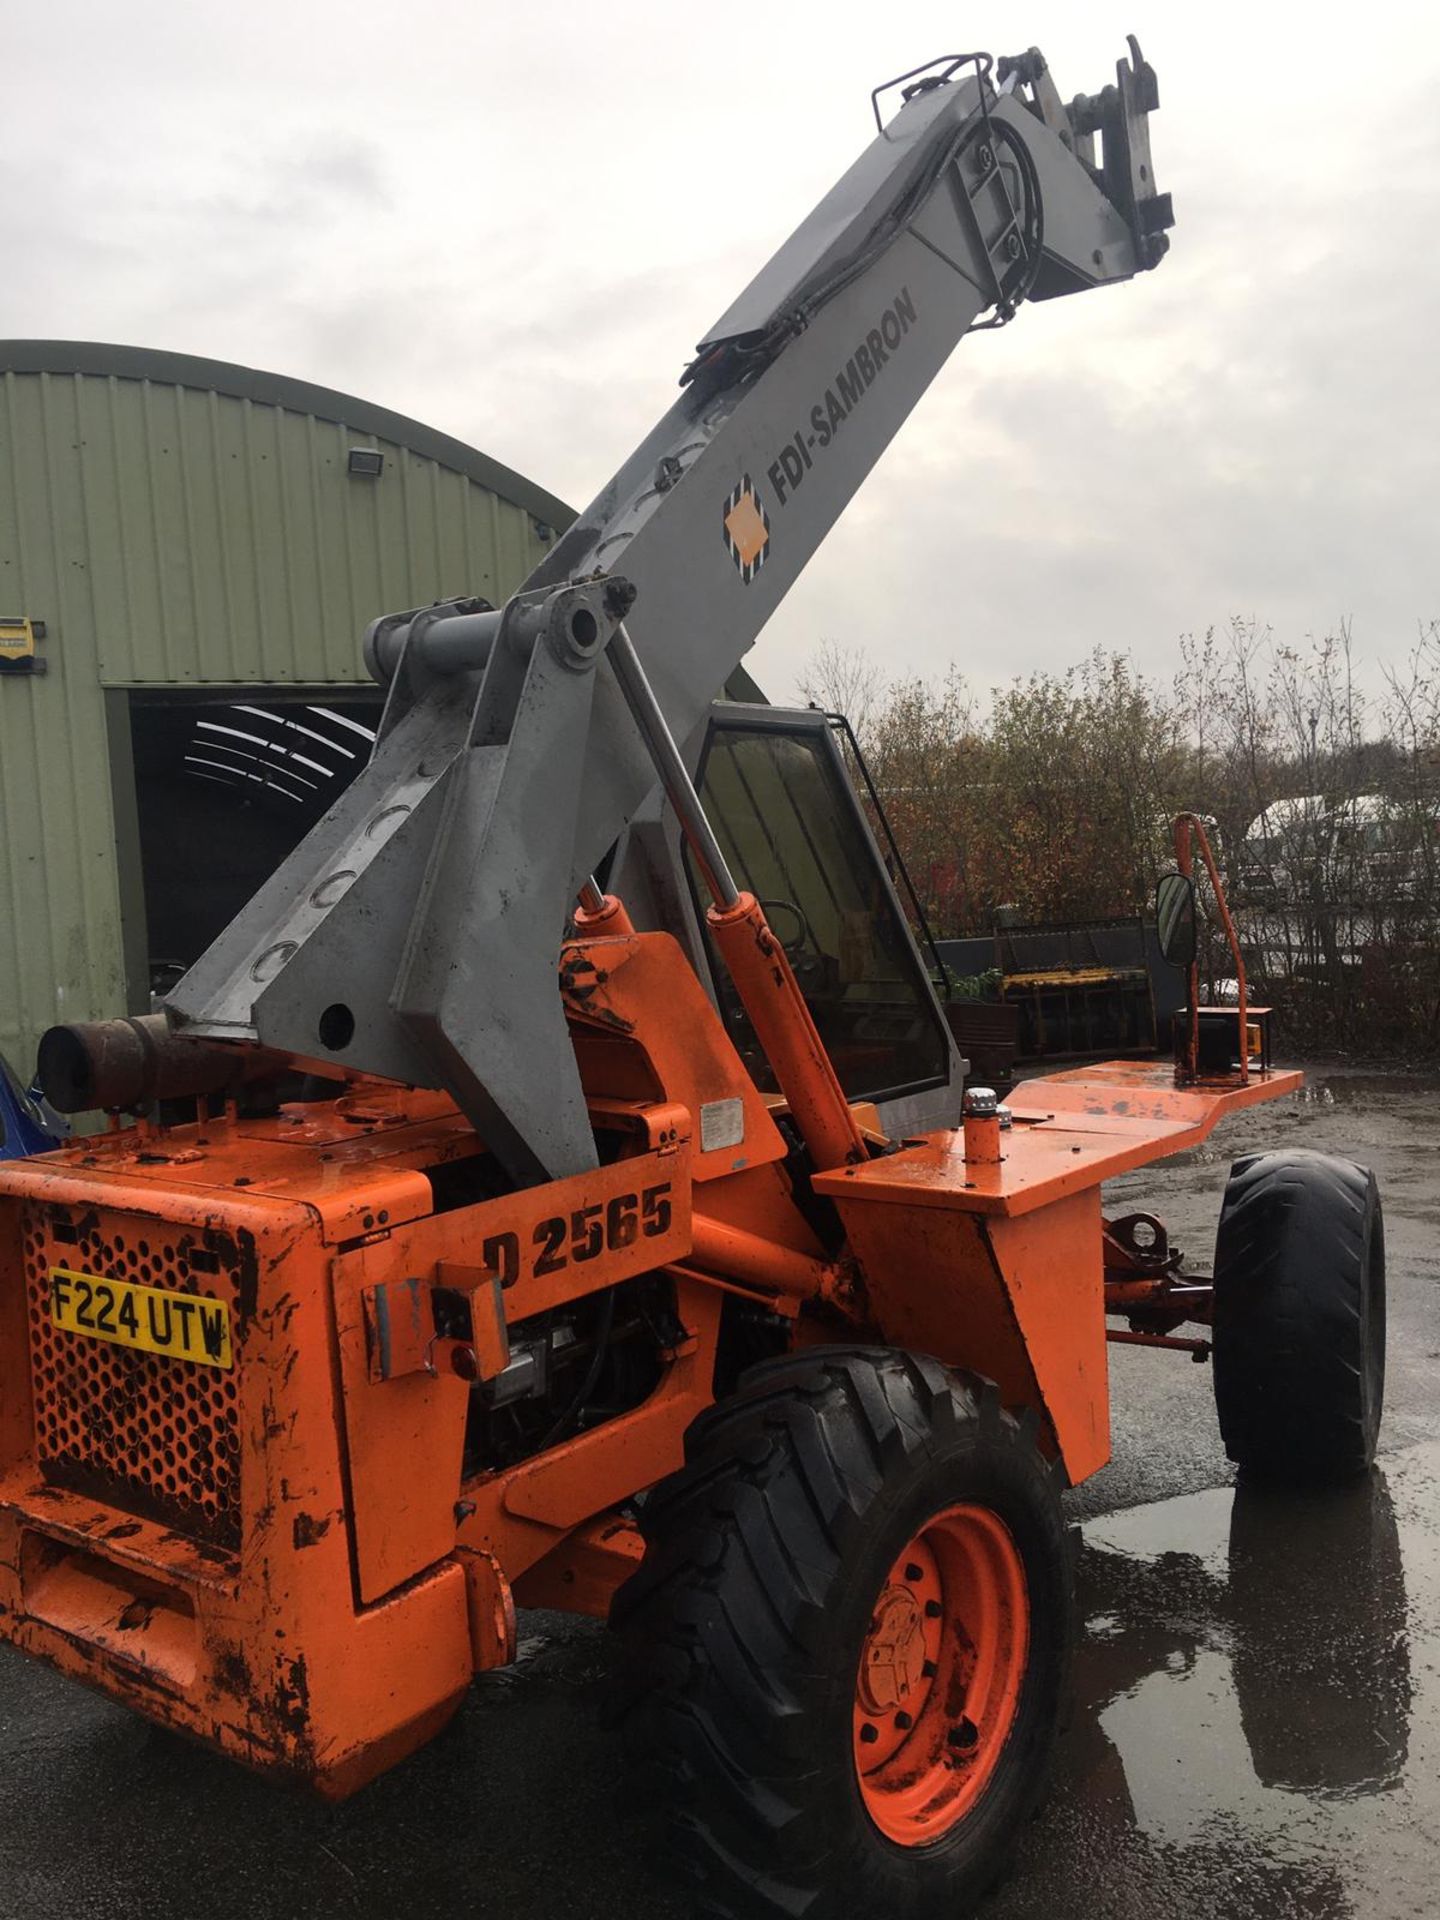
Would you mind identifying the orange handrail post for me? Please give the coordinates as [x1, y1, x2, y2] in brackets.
[1172, 811, 1248, 1086]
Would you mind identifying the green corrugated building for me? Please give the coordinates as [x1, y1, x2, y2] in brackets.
[0, 342, 570, 1085]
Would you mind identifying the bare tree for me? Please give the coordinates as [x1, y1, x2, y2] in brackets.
[796, 640, 885, 746]
[814, 620, 1440, 1054]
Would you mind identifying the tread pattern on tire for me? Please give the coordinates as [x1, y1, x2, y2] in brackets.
[1212, 1148, 1384, 1481]
[609, 1345, 1069, 1919]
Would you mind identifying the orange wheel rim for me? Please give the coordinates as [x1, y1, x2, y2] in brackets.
[852, 1503, 1029, 1846]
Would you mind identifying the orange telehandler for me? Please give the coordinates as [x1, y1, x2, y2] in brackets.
[0, 41, 1385, 1918]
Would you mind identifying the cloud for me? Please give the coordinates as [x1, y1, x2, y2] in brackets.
[752, 55, 1440, 700]
[3, 0, 1438, 716]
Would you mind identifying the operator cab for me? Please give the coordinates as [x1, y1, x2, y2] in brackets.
[611, 702, 963, 1138]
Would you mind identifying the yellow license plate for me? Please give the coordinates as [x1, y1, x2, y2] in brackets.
[47, 1267, 233, 1370]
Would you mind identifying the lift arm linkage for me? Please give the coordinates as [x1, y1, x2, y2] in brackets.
[168, 40, 1173, 1184]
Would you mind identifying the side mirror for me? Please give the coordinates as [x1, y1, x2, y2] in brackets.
[1155, 871, 1198, 968]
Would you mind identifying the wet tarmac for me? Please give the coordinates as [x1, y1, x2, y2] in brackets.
[1, 1061, 1437, 1918]
[1002, 1451, 1439, 1920]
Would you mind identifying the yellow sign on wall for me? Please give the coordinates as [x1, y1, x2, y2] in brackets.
[0, 616, 42, 665]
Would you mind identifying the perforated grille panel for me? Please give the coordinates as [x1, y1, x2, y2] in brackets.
[21, 1203, 243, 1549]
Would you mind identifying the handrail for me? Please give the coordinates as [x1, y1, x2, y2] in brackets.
[1172, 811, 1249, 1086]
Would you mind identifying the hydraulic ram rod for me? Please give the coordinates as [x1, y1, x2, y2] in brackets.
[606, 622, 865, 1170]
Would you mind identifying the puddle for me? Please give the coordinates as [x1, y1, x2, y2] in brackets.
[1085, 1483, 1237, 1576]
[993, 1442, 1440, 1919]
[1296, 1073, 1440, 1108]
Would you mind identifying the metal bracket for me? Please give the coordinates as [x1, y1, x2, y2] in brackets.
[362, 1264, 509, 1384]
[170, 575, 636, 1183]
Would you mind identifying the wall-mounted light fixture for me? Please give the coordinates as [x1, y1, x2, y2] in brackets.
[347, 447, 384, 478]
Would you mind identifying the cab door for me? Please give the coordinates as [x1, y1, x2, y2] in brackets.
[685, 706, 959, 1126]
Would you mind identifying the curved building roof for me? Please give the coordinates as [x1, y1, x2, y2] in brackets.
[0, 339, 572, 533]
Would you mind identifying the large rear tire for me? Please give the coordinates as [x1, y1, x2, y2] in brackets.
[610, 1346, 1071, 1919]
[1212, 1149, 1385, 1482]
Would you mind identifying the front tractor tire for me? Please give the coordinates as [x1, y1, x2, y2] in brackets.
[1213, 1150, 1385, 1482]
[611, 1347, 1071, 1919]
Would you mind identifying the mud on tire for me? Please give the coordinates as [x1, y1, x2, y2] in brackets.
[609, 1345, 1071, 1920]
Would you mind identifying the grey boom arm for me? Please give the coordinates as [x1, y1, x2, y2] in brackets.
[168, 40, 1173, 1184]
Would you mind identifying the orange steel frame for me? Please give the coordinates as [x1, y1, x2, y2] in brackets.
[0, 889, 1300, 1796]
[1173, 810, 1252, 1086]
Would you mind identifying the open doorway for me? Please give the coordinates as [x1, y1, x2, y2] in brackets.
[127, 690, 383, 1001]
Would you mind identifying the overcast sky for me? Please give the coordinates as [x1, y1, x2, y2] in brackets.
[6, 1, 1438, 703]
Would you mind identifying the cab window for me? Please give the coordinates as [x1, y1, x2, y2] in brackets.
[689, 721, 948, 1103]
